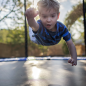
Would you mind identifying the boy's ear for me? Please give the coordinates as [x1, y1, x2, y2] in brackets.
[57, 12, 60, 20]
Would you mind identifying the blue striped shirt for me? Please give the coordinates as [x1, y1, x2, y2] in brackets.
[33, 20, 71, 46]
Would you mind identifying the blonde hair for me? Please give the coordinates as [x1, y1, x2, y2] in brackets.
[37, 0, 60, 14]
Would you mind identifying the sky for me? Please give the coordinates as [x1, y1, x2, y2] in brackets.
[0, 0, 83, 39]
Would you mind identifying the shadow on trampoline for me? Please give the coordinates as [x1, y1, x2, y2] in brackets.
[0, 61, 29, 86]
[48, 84, 60, 86]
[25, 84, 31, 86]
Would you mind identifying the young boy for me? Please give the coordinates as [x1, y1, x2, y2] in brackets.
[25, 0, 77, 66]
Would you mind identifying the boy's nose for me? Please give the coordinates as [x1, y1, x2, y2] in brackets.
[47, 17, 51, 22]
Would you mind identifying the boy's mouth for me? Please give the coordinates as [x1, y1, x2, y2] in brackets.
[46, 24, 51, 27]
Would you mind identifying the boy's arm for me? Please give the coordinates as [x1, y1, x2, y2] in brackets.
[25, 8, 39, 31]
[66, 39, 77, 66]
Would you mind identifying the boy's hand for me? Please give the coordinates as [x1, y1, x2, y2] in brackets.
[25, 8, 38, 18]
[68, 58, 77, 66]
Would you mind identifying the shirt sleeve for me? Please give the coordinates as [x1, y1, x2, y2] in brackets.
[62, 26, 71, 41]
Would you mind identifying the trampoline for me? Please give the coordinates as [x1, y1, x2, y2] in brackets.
[0, 57, 86, 86]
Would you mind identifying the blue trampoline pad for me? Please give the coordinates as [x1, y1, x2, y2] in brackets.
[0, 57, 86, 62]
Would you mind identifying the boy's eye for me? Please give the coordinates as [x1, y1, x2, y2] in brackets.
[52, 15, 55, 17]
[43, 16, 47, 18]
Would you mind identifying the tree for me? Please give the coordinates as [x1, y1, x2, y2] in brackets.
[0, 0, 31, 29]
[0, 0, 32, 45]
[64, 3, 83, 30]
[6, 27, 25, 44]
[63, 2, 84, 55]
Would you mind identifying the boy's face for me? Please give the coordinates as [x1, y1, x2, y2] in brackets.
[39, 7, 59, 32]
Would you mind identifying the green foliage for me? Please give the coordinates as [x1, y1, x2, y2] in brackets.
[38, 45, 48, 54]
[6, 27, 25, 44]
[62, 42, 69, 55]
[0, 27, 25, 45]
[0, 29, 8, 43]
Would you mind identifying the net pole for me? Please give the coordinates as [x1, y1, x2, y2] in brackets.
[24, 0, 28, 57]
